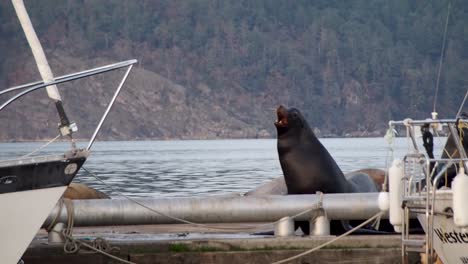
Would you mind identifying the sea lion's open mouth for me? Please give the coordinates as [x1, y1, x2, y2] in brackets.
[275, 105, 288, 128]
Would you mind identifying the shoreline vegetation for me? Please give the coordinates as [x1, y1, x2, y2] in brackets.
[1, 1, 466, 142]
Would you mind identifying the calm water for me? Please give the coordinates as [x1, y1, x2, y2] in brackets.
[0, 138, 446, 197]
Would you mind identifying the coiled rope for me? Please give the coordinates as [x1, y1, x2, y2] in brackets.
[57, 231, 134, 264]
[48, 198, 131, 263]
[62, 198, 78, 254]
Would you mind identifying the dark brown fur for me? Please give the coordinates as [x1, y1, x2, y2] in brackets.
[63, 183, 109, 200]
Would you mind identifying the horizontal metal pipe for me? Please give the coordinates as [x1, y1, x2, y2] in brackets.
[44, 193, 387, 227]
[389, 119, 468, 126]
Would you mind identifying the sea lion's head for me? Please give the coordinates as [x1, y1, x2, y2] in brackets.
[275, 105, 307, 137]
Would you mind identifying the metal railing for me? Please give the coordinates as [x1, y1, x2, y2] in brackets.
[0, 59, 137, 151]
[389, 118, 468, 263]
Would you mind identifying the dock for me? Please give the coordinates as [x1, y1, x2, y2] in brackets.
[23, 224, 420, 263]
[19, 193, 424, 263]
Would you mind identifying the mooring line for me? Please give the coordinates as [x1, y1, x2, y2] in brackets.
[78, 167, 386, 264]
[18, 134, 60, 158]
[49, 199, 132, 264]
[456, 89, 468, 117]
[54, 230, 135, 264]
[82, 166, 322, 232]
[271, 211, 385, 264]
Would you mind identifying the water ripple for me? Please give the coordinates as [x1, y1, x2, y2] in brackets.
[0, 138, 446, 197]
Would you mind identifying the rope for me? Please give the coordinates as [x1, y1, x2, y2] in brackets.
[82, 166, 322, 232]
[271, 211, 384, 264]
[456, 89, 468, 117]
[370, 214, 381, 231]
[80, 167, 388, 264]
[434, 128, 457, 175]
[431, 119, 467, 183]
[432, 1, 452, 113]
[96, 238, 117, 251]
[46, 198, 64, 232]
[457, 120, 467, 182]
[62, 198, 78, 254]
[19, 134, 60, 158]
[458, 121, 468, 130]
[91, 237, 120, 253]
[48, 198, 130, 263]
[57, 231, 135, 264]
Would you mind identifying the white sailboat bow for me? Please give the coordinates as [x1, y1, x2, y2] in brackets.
[0, 1, 137, 263]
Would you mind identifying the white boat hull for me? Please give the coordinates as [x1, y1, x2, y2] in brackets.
[417, 191, 468, 264]
[0, 186, 67, 264]
[432, 216, 468, 264]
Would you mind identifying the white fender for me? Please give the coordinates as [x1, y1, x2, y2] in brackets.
[453, 167, 468, 228]
[389, 159, 404, 232]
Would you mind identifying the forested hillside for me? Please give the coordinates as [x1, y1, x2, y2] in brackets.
[1, 0, 467, 140]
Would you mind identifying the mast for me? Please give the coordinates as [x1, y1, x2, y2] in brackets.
[11, 0, 75, 138]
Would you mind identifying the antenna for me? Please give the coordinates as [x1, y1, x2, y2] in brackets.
[432, 1, 452, 114]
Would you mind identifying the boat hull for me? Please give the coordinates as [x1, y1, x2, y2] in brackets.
[417, 191, 468, 264]
[0, 186, 67, 264]
[0, 153, 87, 194]
[0, 150, 88, 264]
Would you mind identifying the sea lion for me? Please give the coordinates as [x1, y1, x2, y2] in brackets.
[355, 168, 386, 190]
[63, 183, 110, 200]
[275, 105, 378, 194]
[244, 176, 287, 196]
[275, 105, 383, 234]
[245, 168, 386, 196]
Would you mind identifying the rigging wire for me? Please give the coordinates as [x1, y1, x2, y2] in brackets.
[432, 1, 452, 113]
[18, 134, 60, 159]
[456, 89, 468, 117]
